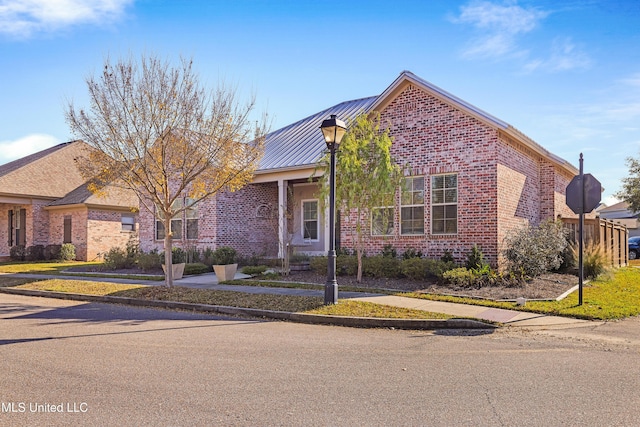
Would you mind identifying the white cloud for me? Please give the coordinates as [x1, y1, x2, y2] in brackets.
[0, 134, 60, 163]
[452, 0, 548, 59]
[452, 1, 591, 72]
[524, 37, 591, 73]
[0, 0, 133, 38]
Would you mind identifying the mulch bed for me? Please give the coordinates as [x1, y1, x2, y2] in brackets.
[274, 270, 579, 301]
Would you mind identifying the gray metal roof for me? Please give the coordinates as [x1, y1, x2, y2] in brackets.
[258, 96, 377, 172]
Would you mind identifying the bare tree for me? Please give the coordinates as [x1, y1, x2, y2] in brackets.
[66, 54, 267, 286]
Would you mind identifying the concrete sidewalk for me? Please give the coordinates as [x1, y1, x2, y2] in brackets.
[1, 271, 592, 329]
[171, 272, 591, 329]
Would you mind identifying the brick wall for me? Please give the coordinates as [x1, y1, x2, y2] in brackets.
[138, 182, 279, 258]
[86, 209, 137, 261]
[48, 208, 88, 260]
[339, 83, 574, 268]
[215, 183, 279, 258]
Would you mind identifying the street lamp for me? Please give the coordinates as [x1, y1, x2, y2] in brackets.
[320, 114, 347, 305]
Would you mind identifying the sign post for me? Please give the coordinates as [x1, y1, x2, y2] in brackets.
[565, 154, 602, 306]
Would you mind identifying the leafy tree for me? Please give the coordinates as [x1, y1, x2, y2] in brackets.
[616, 155, 640, 213]
[66, 54, 267, 286]
[316, 112, 403, 282]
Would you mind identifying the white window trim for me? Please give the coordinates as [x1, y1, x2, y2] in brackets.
[301, 199, 320, 242]
[121, 214, 135, 232]
[430, 173, 458, 235]
[155, 198, 199, 241]
[400, 176, 425, 236]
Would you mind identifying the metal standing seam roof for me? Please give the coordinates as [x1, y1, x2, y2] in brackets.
[258, 96, 377, 172]
[258, 70, 577, 176]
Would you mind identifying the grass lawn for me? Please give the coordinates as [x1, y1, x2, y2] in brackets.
[7, 279, 451, 319]
[0, 260, 163, 280]
[0, 260, 101, 274]
[2, 260, 639, 321]
[400, 267, 640, 320]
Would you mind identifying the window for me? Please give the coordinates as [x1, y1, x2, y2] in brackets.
[63, 216, 72, 244]
[400, 177, 424, 235]
[371, 207, 394, 236]
[156, 198, 198, 240]
[302, 200, 319, 241]
[7, 208, 26, 247]
[431, 174, 458, 234]
[121, 214, 135, 232]
[185, 198, 198, 240]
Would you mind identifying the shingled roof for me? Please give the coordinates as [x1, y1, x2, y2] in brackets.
[46, 181, 139, 209]
[0, 140, 91, 199]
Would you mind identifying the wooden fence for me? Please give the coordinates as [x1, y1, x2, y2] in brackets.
[561, 217, 629, 267]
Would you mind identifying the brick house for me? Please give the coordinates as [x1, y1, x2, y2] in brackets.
[0, 141, 139, 261]
[137, 71, 578, 268]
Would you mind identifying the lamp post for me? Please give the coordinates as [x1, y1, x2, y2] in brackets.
[320, 114, 347, 305]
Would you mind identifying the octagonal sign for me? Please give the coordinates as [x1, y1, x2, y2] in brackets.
[566, 173, 602, 214]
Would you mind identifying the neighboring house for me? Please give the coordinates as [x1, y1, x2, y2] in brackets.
[138, 71, 579, 268]
[598, 201, 639, 237]
[0, 141, 139, 261]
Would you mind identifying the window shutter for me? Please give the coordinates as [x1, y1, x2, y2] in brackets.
[19, 209, 26, 246]
[7, 210, 13, 247]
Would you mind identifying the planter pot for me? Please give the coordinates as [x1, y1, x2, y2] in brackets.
[162, 263, 186, 280]
[213, 263, 238, 282]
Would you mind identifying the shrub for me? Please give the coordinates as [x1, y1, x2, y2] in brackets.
[309, 256, 327, 273]
[184, 246, 201, 264]
[9, 245, 25, 261]
[310, 255, 358, 276]
[241, 265, 270, 275]
[290, 253, 310, 263]
[184, 263, 210, 275]
[363, 255, 401, 278]
[211, 246, 237, 265]
[60, 243, 76, 261]
[137, 250, 162, 271]
[465, 244, 487, 270]
[337, 255, 358, 276]
[44, 244, 62, 261]
[26, 245, 45, 261]
[441, 250, 455, 264]
[125, 237, 140, 261]
[400, 258, 456, 280]
[103, 247, 131, 270]
[402, 247, 423, 260]
[202, 247, 215, 267]
[503, 220, 569, 277]
[238, 253, 262, 267]
[442, 267, 476, 287]
[161, 247, 187, 264]
[381, 244, 397, 259]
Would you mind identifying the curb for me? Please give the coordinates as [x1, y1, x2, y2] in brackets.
[0, 287, 496, 331]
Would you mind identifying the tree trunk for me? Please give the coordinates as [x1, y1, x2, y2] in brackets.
[356, 246, 363, 283]
[164, 217, 173, 287]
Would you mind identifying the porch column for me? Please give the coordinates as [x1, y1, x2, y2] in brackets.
[278, 179, 288, 258]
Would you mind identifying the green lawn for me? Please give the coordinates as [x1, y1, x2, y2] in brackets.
[0, 260, 101, 274]
[8, 279, 451, 319]
[400, 267, 640, 320]
[2, 260, 640, 321]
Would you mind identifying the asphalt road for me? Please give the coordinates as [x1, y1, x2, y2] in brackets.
[1, 294, 639, 426]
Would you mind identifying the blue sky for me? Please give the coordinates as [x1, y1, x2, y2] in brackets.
[1, 0, 639, 204]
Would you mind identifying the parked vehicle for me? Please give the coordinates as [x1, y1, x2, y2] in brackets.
[629, 236, 640, 260]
